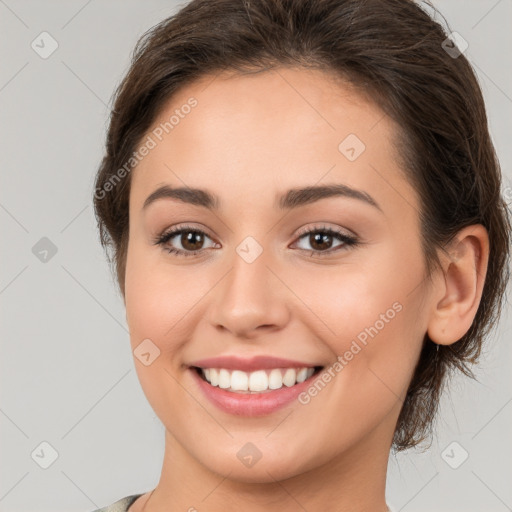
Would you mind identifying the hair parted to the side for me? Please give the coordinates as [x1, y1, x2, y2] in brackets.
[93, 0, 511, 452]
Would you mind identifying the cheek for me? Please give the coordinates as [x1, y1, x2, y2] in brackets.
[124, 240, 209, 353]
[296, 240, 426, 389]
[124, 242, 195, 416]
[308, 242, 422, 332]
[282, 254, 426, 454]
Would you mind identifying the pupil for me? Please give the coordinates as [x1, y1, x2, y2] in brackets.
[311, 233, 332, 251]
[182, 231, 203, 250]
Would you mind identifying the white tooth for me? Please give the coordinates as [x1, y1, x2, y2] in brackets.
[283, 368, 296, 387]
[218, 369, 231, 388]
[296, 368, 308, 383]
[204, 368, 211, 381]
[249, 370, 269, 392]
[268, 369, 284, 389]
[230, 370, 249, 391]
[306, 367, 315, 379]
[209, 368, 219, 386]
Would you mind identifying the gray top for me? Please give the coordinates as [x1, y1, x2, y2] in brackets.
[90, 493, 396, 511]
[90, 494, 143, 512]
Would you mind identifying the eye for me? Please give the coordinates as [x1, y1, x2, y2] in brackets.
[154, 224, 218, 257]
[292, 225, 359, 257]
[154, 224, 359, 258]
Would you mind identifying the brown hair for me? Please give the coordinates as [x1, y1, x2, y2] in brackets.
[93, 0, 511, 451]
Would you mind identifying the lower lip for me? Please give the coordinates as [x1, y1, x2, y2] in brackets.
[190, 368, 319, 417]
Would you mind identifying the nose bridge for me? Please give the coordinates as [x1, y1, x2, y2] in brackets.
[210, 234, 290, 337]
[234, 234, 271, 291]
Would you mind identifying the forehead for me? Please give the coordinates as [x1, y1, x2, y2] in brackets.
[130, 67, 416, 215]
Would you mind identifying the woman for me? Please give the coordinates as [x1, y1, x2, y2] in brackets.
[91, 0, 511, 510]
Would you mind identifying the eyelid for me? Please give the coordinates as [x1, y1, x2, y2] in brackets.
[154, 222, 360, 257]
[154, 223, 215, 243]
[294, 223, 356, 240]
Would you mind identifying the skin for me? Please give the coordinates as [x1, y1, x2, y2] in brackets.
[123, 67, 489, 511]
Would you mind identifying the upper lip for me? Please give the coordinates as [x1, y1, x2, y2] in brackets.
[188, 355, 321, 372]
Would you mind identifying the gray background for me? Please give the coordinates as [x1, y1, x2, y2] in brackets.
[0, 1, 511, 511]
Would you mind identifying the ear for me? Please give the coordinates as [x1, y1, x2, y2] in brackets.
[427, 224, 490, 346]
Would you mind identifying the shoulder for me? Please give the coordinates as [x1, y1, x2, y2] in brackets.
[89, 494, 143, 512]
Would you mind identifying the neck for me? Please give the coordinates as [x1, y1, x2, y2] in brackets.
[143, 421, 393, 512]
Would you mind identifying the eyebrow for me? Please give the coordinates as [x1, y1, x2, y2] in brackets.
[143, 183, 382, 212]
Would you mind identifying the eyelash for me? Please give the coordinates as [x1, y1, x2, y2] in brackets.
[153, 224, 359, 258]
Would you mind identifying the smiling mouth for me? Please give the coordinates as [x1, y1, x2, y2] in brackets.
[192, 366, 324, 394]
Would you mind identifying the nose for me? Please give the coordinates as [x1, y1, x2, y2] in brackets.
[208, 243, 291, 340]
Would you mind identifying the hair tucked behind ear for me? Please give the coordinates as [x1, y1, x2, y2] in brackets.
[93, 0, 511, 451]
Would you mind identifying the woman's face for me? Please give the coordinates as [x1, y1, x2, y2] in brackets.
[125, 67, 433, 481]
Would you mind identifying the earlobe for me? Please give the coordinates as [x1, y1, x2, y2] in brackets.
[427, 224, 490, 346]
